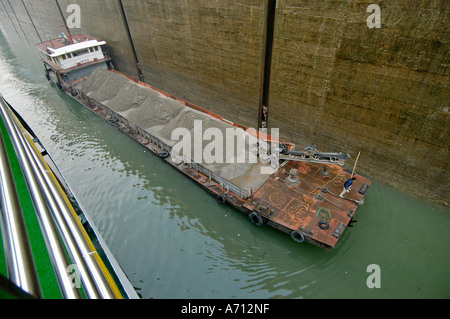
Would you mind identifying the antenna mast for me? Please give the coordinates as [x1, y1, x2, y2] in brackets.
[55, 0, 73, 44]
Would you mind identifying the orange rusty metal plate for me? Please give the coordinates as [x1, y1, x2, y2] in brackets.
[244, 161, 371, 249]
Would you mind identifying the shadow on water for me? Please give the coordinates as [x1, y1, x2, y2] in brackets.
[1, 30, 449, 299]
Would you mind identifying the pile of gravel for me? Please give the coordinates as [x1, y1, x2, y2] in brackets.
[78, 69, 268, 183]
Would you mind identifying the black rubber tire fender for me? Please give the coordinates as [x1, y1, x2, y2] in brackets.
[249, 212, 264, 227]
[291, 230, 305, 243]
[217, 194, 226, 205]
[318, 220, 329, 230]
[158, 151, 170, 159]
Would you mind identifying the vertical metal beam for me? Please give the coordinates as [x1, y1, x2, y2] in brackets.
[118, 0, 145, 82]
[5, 0, 29, 42]
[258, 0, 277, 129]
[0, 0, 20, 36]
[21, 0, 43, 43]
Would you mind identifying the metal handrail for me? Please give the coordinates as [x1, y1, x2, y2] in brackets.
[0, 95, 117, 298]
[23, 124, 116, 299]
[0, 95, 82, 298]
[0, 123, 42, 298]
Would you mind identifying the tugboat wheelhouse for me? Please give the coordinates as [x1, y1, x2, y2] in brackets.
[36, 33, 112, 89]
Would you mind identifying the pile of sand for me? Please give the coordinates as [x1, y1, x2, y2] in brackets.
[104, 81, 160, 113]
[77, 69, 129, 103]
[127, 95, 186, 130]
[155, 108, 256, 180]
[78, 69, 267, 183]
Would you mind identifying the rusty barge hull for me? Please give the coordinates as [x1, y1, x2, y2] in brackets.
[52, 69, 371, 251]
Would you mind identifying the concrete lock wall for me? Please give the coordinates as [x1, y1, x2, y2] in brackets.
[269, 1, 449, 206]
[0, 0, 448, 206]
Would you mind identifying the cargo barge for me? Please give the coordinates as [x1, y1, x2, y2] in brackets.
[36, 35, 371, 251]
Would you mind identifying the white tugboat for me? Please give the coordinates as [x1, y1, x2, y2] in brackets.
[36, 33, 113, 92]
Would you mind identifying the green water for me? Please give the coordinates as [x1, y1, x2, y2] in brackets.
[0, 31, 449, 299]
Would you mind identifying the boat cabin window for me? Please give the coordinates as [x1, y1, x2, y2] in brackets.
[72, 49, 90, 57]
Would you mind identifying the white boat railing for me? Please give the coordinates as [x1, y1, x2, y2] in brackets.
[0, 95, 126, 299]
